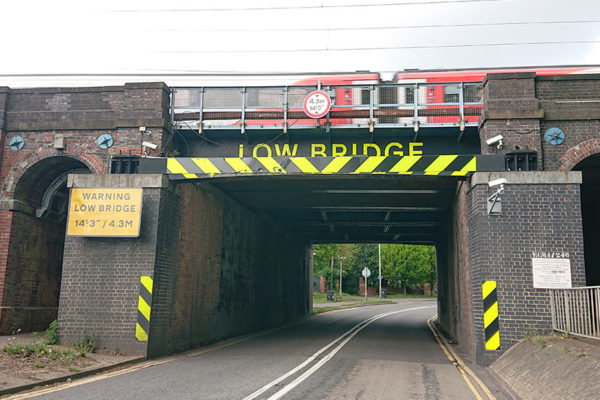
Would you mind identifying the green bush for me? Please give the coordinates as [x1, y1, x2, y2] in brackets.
[60, 348, 75, 361]
[45, 320, 58, 345]
[75, 335, 96, 357]
[2, 342, 47, 357]
[2, 343, 26, 355]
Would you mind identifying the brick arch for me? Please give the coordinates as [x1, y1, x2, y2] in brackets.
[3, 150, 103, 201]
[558, 138, 600, 171]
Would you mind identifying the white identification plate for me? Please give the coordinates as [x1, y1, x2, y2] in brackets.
[531, 258, 572, 289]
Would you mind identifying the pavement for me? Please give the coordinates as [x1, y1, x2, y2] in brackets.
[0, 333, 142, 397]
[491, 334, 600, 400]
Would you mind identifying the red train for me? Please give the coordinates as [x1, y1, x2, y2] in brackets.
[292, 66, 598, 126]
[173, 66, 599, 129]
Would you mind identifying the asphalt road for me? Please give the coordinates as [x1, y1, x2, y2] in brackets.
[24, 299, 480, 400]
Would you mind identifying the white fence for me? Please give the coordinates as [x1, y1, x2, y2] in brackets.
[550, 286, 600, 340]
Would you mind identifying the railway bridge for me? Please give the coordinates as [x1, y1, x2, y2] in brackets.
[0, 73, 599, 365]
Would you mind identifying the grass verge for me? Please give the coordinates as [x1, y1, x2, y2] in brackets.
[312, 300, 393, 314]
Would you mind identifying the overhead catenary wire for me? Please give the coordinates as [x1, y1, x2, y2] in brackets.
[159, 40, 600, 54]
[112, 0, 506, 13]
[157, 20, 600, 33]
[2, 63, 598, 78]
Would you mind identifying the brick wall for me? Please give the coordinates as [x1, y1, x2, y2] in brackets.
[0, 212, 64, 332]
[479, 73, 542, 160]
[479, 73, 600, 173]
[1, 83, 171, 197]
[437, 181, 475, 359]
[58, 175, 167, 355]
[147, 182, 311, 357]
[468, 172, 585, 365]
[0, 210, 12, 318]
[358, 278, 377, 296]
[536, 75, 600, 170]
[0, 83, 171, 336]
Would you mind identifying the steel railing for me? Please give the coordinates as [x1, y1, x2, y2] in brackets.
[550, 286, 600, 340]
[170, 82, 483, 132]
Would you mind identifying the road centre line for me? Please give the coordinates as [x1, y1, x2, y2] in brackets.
[10, 304, 383, 399]
[243, 305, 435, 400]
[12, 302, 424, 399]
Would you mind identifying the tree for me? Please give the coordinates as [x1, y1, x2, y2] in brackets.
[313, 243, 436, 295]
[381, 244, 436, 293]
[313, 244, 339, 290]
[350, 244, 378, 288]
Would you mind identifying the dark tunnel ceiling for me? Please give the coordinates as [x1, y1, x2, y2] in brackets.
[210, 175, 461, 245]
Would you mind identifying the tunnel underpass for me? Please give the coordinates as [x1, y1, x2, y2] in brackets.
[210, 175, 457, 245]
[207, 173, 469, 360]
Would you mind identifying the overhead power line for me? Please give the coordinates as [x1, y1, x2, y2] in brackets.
[1, 64, 598, 81]
[113, 0, 505, 13]
[160, 40, 600, 54]
[158, 20, 600, 33]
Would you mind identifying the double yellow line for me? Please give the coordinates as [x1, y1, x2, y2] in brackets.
[427, 316, 496, 400]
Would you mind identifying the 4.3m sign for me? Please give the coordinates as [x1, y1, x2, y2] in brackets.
[66, 188, 143, 237]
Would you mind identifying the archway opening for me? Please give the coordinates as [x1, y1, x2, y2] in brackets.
[1, 156, 90, 333]
[574, 154, 600, 285]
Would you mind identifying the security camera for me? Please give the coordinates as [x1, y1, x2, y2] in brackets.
[486, 135, 504, 149]
[139, 126, 146, 133]
[142, 141, 158, 150]
[488, 178, 507, 188]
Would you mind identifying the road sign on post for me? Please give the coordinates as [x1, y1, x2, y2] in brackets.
[303, 91, 331, 119]
[362, 267, 371, 300]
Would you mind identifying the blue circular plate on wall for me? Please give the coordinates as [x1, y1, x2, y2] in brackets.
[9, 135, 25, 151]
[97, 133, 114, 149]
[544, 128, 565, 146]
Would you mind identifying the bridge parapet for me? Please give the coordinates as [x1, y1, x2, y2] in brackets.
[171, 82, 483, 133]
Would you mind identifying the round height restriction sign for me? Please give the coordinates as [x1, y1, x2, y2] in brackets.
[303, 91, 331, 118]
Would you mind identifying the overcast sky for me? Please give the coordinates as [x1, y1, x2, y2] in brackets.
[1, 0, 599, 87]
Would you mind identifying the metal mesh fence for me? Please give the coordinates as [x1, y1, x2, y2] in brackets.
[171, 82, 483, 130]
[551, 287, 600, 340]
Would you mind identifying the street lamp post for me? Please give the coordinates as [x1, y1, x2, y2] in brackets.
[378, 244, 382, 298]
[330, 256, 334, 291]
[339, 256, 345, 299]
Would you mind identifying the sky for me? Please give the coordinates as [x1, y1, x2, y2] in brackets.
[1, 0, 599, 87]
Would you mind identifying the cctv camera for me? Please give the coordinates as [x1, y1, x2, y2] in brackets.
[488, 178, 507, 188]
[139, 126, 146, 133]
[486, 135, 504, 146]
[142, 141, 158, 150]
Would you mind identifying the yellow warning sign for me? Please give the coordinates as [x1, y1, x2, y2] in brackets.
[66, 188, 143, 237]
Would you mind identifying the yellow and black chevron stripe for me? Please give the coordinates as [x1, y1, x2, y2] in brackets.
[135, 276, 153, 342]
[166, 155, 478, 179]
[482, 280, 500, 351]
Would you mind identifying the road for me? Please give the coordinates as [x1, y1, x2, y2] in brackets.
[19, 299, 483, 400]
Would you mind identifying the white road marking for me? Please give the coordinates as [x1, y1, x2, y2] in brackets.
[243, 305, 435, 400]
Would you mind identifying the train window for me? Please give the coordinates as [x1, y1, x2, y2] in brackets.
[405, 87, 415, 104]
[361, 89, 370, 105]
[443, 85, 460, 103]
[464, 85, 481, 103]
[443, 84, 481, 103]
